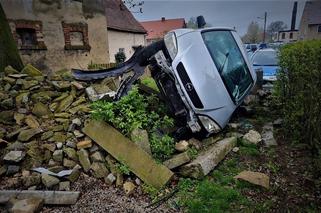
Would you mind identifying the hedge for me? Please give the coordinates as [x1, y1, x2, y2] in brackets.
[275, 40, 321, 161]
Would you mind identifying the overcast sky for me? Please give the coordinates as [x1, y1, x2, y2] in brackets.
[133, 0, 306, 36]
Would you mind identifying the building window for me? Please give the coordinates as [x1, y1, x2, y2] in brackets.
[9, 20, 47, 50]
[318, 25, 321, 33]
[70, 31, 84, 46]
[282, 33, 285, 39]
[62, 22, 91, 51]
[289, 32, 293, 39]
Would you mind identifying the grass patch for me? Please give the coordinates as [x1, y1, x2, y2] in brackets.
[238, 139, 260, 157]
[177, 155, 256, 212]
[180, 180, 244, 212]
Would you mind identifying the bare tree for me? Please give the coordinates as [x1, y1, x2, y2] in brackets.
[0, 3, 23, 72]
[242, 21, 262, 43]
[267, 21, 287, 41]
[123, 0, 144, 13]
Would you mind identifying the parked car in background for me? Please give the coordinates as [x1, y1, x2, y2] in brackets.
[268, 42, 284, 50]
[245, 43, 258, 52]
[251, 48, 279, 81]
[258, 43, 268, 49]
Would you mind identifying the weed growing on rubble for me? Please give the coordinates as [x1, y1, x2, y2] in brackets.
[140, 77, 159, 91]
[91, 87, 176, 161]
[116, 162, 131, 175]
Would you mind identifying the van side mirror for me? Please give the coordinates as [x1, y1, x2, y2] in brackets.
[197, 16, 206, 28]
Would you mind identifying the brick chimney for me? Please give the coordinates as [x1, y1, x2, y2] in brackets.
[291, 1, 298, 30]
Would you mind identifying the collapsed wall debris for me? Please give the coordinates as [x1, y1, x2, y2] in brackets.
[0, 63, 242, 210]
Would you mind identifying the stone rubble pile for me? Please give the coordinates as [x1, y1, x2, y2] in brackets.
[0, 63, 254, 200]
[0, 64, 132, 192]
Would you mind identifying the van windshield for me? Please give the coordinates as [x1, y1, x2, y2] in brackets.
[202, 30, 253, 102]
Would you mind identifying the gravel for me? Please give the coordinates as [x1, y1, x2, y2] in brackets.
[41, 174, 178, 213]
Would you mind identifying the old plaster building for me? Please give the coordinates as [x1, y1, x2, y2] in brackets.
[1, 0, 147, 72]
[0, 0, 109, 72]
[105, 0, 146, 63]
[298, 1, 321, 40]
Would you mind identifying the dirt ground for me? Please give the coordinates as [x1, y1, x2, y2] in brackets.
[239, 131, 321, 212]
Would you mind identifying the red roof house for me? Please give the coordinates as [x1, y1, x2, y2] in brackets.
[140, 17, 186, 43]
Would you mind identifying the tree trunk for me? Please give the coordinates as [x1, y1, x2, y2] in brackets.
[0, 3, 23, 72]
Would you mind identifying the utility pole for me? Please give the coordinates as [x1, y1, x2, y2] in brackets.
[258, 12, 267, 43]
[263, 12, 267, 43]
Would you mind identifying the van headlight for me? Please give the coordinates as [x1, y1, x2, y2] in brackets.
[164, 32, 178, 60]
[198, 115, 221, 133]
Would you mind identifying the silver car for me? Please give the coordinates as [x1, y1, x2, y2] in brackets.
[151, 28, 256, 135]
[73, 27, 257, 136]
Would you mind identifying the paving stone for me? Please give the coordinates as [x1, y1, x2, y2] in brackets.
[6, 165, 20, 176]
[261, 123, 277, 147]
[63, 148, 78, 161]
[163, 152, 191, 169]
[3, 151, 25, 163]
[68, 165, 81, 182]
[32, 102, 51, 117]
[21, 63, 43, 76]
[24, 115, 40, 128]
[59, 181, 70, 191]
[14, 113, 25, 125]
[234, 171, 270, 189]
[18, 128, 42, 142]
[52, 150, 63, 162]
[130, 129, 151, 155]
[8, 197, 44, 213]
[41, 174, 60, 188]
[77, 140, 92, 149]
[63, 158, 77, 168]
[243, 130, 262, 145]
[180, 137, 237, 179]
[56, 142, 63, 149]
[82, 120, 173, 189]
[175, 140, 189, 152]
[104, 173, 116, 185]
[90, 151, 105, 162]
[123, 181, 136, 195]
[22, 175, 41, 188]
[77, 149, 91, 172]
[90, 162, 109, 178]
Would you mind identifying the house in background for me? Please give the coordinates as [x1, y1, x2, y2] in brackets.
[276, 1, 299, 43]
[141, 17, 186, 45]
[298, 1, 321, 40]
[105, 0, 146, 63]
[1, 0, 109, 72]
[276, 30, 298, 43]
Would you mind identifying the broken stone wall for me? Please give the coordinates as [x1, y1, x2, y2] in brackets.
[0, 0, 109, 72]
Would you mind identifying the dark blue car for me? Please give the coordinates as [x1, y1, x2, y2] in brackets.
[251, 48, 279, 81]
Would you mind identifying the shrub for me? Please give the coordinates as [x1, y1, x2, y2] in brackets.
[91, 87, 175, 161]
[115, 51, 126, 64]
[274, 40, 321, 160]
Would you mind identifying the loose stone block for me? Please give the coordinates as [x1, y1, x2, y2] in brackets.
[83, 120, 173, 189]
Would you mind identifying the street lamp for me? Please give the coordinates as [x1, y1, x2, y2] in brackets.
[257, 12, 267, 43]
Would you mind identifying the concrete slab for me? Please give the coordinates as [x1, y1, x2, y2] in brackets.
[82, 120, 173, 189]
[179, 137, 237, 179]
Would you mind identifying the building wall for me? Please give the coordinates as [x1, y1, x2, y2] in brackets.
[298, 2, 321, 40]
[299, 23, 321, 40]
[277, 31, 298, 43]
[107, 30, 145, 63]
[1, 0, 109, 73]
